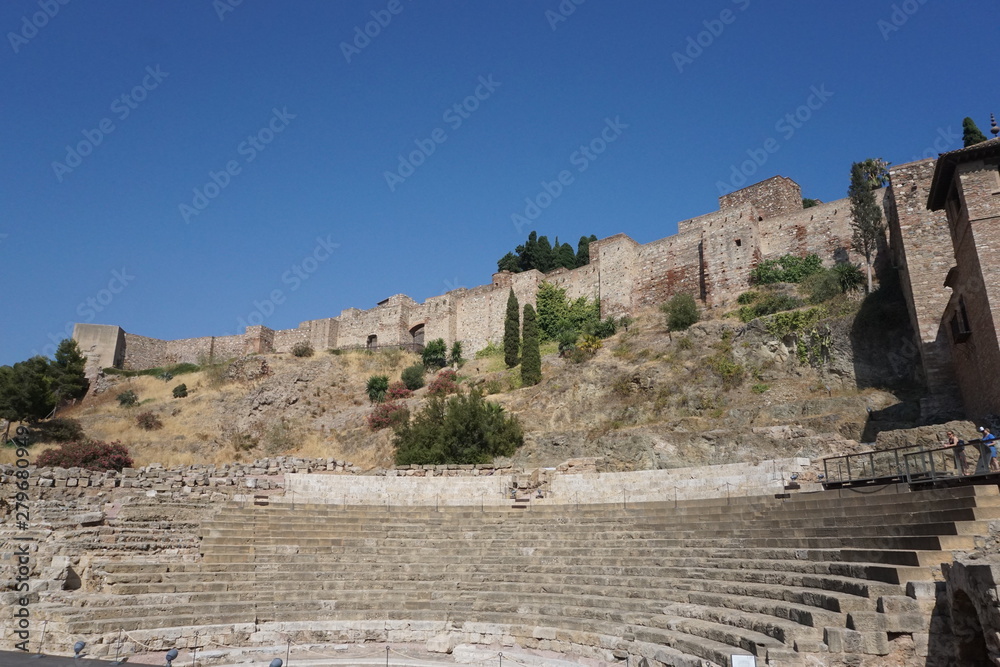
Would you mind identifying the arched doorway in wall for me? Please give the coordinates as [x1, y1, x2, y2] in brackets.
[952, 590, 989, 665]
[410, 324, 425, 348]
[366, 335, 377, 350]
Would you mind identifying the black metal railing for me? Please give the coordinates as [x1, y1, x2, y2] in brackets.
[823, 439, 997, 488]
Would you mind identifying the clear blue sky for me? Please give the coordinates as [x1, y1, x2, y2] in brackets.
[2, 0, 996, 365]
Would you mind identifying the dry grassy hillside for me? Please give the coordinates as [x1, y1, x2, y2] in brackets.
[5, 300, 928, 471]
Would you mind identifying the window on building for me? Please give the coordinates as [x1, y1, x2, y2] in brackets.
[950, 297, 972, 344]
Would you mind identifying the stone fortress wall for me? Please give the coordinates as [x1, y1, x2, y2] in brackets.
[75, 175, 862, 374]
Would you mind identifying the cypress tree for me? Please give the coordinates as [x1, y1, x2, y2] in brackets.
[848, 161, 886, 293]
[576, 236, 591, 266]
[963, 117, 988, 147]
[521, 304, 541, 386]
[503, 290, 520, 368]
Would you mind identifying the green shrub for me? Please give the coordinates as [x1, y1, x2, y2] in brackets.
[136, 412, 163, 431]
[291, 342, 314, 357]
[34, 418, 85, 443]
[834, 263, 865, 293]
[578, 334, 602, 356]
[36, 440, 133, 471]
[751, 383, 770, 394]
[738, 294, 803, 323]
[393, 390, 523, 465]
[750, 254, 823, 285]
[557, 328, 578, 356]
[676, 336, 693, 351]
[172, 384, 188, 398]
[475, 341, 503, 359]
[104, 363, 200, 378]
[116, 390, 138, 407]
[401, 364, 426, 391]
[737, 291, 760, 305]
[588, 316, 618, 339]
[536, 282, 601, 341]
[707, 338, 745, 390]
[366, 375, 390, 403]
[660, 293, 699, 331]
[422, 339, 448, 369]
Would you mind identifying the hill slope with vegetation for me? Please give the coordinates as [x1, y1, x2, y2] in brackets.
[2, 264, 949, 472]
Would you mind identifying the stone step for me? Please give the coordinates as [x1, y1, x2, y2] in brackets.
[93, 556, 908, 601]
[200, 502, 1000, 537]
[100, 565, 890, 611]
[197, 533, 975, 555]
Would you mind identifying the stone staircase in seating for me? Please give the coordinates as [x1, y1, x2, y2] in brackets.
[20, 483, 1000, 666]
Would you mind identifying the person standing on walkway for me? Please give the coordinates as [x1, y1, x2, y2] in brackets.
[981, 427, 998, 472]
[948, 431, 969, 475]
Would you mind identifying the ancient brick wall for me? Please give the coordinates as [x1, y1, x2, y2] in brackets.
[755, 197, 857, 262]
[885, 160, 958, 414]
[78, 174, 884, 371]
[73, 323, 125, 377]
[631, 229, 702, 309]
[593, 234, 639, 316]
[947, 162, 1000, 417]
[719, 175, 803, 219]
[332, 295, 416, 349]
[697, 205, 760, 307]
[453, 271, 542, 353]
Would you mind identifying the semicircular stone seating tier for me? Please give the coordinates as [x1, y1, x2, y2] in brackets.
[21, 484, 1000, 667]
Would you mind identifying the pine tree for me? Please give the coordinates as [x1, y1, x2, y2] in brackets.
[849, 161, 886, 293]
[520, 304, 541, 386]
[536, 235, 554, 273]
[497, 252, 520, 273]
[51, 339, 89, 401]
[503, 290, 520, 368]
[518, 231, 539, 271]
[963, 117, 988, 147]
[556, 242, 577, 269]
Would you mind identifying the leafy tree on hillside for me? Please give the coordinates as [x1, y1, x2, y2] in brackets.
[963, 117, 989, 147]
[849, 160, 887, 293]
[521, 304, 542, 386]
[503, 289, 520, 368]
[0, 357, 56, 425]
[393, 390, 523, 465]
